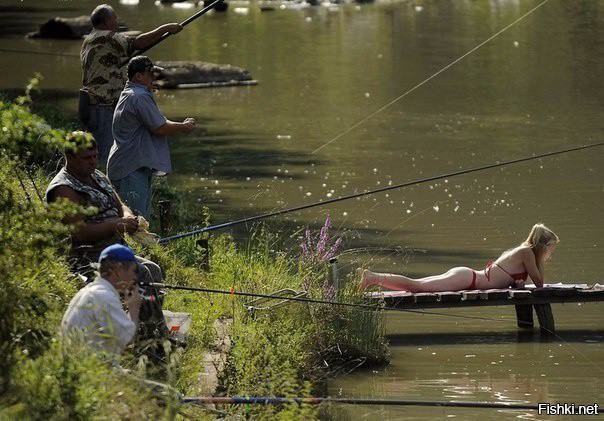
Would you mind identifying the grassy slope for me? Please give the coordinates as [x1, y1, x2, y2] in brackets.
[0, 85, 388, 419]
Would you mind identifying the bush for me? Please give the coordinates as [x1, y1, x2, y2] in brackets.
[0, 81, 182, 418]
[7, 340, 169, 420]
[197, 220, 387, 418]
[0, 74, 68, 166]
[0, 80, 388, 419]
[0, 157, 79, 395]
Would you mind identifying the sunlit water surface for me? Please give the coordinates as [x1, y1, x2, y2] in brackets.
[1, 0, 602, 418]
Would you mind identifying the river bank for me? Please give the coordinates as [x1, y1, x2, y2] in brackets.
[0, 81, 388, 419]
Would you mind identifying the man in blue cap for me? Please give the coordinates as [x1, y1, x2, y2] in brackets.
[47, 133, 169, 355]
[62, 244, 142, 356]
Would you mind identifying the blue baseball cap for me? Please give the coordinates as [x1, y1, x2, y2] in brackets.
[98, 244, 137, 263]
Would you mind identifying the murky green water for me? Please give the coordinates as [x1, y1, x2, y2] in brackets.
[329, 305, 603, 419]
[1, 0, 602, 418]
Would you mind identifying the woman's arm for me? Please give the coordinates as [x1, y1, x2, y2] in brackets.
[521, 247, 545, 287]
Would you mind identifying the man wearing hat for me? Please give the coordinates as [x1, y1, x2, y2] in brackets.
[80, 4, 183, 165]
[61, 244, 142, 355]
[107, 55, 197, 219]
[46, 132, 168, 347]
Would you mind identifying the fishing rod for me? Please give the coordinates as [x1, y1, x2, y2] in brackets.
[143, 281, 382, 311]
[158, 141, 604, 244]
[14, 167, 33, 205]
[119, 0, 224, 67]
[139, 282, 513, 323]
[182, 396, 540, 410]
[22, 167, 43, 202]
[2, 0, 223, 65]
[138, 375, 542, 410]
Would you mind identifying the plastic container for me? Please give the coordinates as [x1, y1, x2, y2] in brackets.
[163, 311, 192, 343]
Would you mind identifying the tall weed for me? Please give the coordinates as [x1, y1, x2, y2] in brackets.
[0, 158, 78, 394]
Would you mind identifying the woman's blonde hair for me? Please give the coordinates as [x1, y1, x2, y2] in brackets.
[523, 223, 559, 261]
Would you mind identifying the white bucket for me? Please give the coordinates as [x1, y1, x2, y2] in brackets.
[163, 311, 192, 343]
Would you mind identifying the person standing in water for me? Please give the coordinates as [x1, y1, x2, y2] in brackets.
[359, 223, 559, 292]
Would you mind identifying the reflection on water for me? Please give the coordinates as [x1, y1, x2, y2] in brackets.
[329, 305, 604, 419]
[1, 0, 603, 418]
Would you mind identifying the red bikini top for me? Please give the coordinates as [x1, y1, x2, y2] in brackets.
[485, 261, 528, 282]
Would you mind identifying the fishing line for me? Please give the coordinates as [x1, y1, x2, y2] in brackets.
[119, 0, 223, 67]
[311, 0, 552, 154]
[328, 190, 403, 266]
[156, 281, 601, 370]
[342, 207, 431, 271]
[539, 326, 604, 374]
[337, 246, 411, 258]
[159, 141, 604, 244]
[362, 202, 446, 268]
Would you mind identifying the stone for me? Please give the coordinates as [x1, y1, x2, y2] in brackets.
[155, 60, 257, 89]
[27, 16, 131, 39]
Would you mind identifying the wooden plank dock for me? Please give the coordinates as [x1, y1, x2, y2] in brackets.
[366, 284, 604, 334]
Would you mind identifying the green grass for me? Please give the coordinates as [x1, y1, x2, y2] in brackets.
[0, 80, 388, 419]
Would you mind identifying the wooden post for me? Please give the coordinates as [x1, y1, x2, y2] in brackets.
[515, 304, 534, 329]
[196, 238, 210, 271]
[158, 200, 172, 236]
[534, 303, 555, 334]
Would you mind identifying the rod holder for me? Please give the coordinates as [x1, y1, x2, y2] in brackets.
[158, 200, 172, 237]
[196, 238, 210, 271]
[328, 257, 339, 296]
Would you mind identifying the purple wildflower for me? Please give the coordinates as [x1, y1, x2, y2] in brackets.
[299, 215, 342, 296]
[322, 278, 335, 302]
[323, 237, 342, 261]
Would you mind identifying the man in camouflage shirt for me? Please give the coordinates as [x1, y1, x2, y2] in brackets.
[81, 4, 182, 165]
